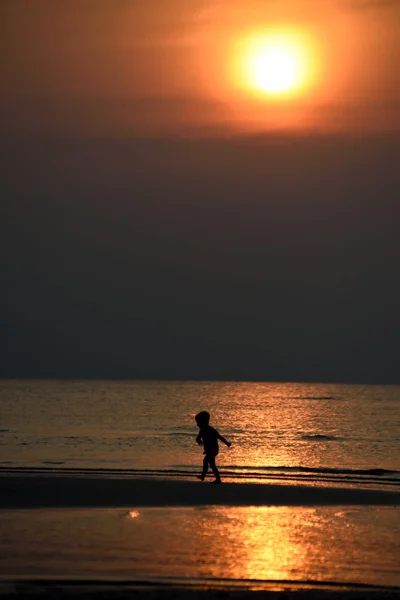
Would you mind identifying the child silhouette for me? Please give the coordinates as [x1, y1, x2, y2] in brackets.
[195, 411, 231, 484]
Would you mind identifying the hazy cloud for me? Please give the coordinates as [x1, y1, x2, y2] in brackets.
[342, 0, 400, 11]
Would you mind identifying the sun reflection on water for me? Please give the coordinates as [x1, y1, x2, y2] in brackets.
[194, 507, 312, 582]
[1, 506, 398, 586]
[201, 382, 355, 473]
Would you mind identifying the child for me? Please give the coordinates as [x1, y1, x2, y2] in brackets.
[195, 411, 231, 484]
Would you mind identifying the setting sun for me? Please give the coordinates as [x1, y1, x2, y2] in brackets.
[232, 30, 318, 99]
[253, 43, 298, 93]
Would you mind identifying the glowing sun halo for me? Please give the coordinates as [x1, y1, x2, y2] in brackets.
[234, 31, 316, 98]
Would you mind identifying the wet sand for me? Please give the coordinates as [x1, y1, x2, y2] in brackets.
[1, 473, 399, 509]
[1, 582, 399, 600]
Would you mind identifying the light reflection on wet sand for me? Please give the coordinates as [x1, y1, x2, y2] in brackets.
[0, 506, 399, 588]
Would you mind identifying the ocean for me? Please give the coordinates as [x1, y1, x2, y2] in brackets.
[1, 380, 399, 590]
[1, 380, 399, 484]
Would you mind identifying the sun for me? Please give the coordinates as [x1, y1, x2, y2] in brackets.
[253, 44, 298, 93]
[232, 30, 316, 99]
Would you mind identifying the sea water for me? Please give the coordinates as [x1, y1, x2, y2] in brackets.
[1, 505, 399, 589]
[0, 380, 399, 589]
[1, 380, 399, 486]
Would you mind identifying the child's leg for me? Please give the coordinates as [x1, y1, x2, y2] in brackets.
[199, 455, 209, 480]
[208, 455, 221, 482]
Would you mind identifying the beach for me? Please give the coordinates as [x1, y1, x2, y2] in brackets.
[1, 381, 399, 597]
[1, 472, 399, 509]
[1, 472, 400, 599]
[1, 583, 400, 600]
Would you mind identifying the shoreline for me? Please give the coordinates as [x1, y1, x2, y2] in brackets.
[1, 581, 400, 600]
[1, 473, 399, 509]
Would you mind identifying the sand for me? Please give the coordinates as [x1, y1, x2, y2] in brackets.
[1, 473, 399, 509]
[0, 582, 399, 600]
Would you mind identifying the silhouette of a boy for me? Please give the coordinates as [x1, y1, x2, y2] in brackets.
[195, 411, 231, 484]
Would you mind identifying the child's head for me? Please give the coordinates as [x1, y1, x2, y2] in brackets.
[195, 411, 210, 428]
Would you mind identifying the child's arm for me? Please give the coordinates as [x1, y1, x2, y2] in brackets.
[196, 432, 203, 446]
[217, 432, 231, 447]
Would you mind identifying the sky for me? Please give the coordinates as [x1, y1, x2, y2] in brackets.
[1, 0, 400, 383]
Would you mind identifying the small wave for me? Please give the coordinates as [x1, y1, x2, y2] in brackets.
[301, 434, 339, 441]
[42, 461, 65, 465]
[303, 396, 337, 400]
[163, 432, 195, 438]
[1, 464, 398, 480]
[224, 465, 400, 478]
[271, 396, 338, 401]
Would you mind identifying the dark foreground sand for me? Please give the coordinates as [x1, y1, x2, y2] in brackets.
[1, 474, 399, 509]
[0, 583, 399, 600]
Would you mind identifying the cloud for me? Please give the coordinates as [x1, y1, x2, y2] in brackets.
[342, 0, 400, 11]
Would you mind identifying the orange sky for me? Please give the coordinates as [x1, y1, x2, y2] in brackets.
[1, 0, 399, 136]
